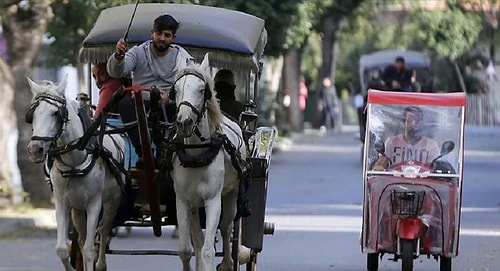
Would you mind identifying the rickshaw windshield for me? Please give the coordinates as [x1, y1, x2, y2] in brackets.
[364, 90, 466, 178]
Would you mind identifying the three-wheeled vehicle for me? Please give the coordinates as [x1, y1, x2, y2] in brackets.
[361, 89, 466, 271]
[76, 3, 276, 270]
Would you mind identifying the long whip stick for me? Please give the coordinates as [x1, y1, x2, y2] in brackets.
[123, 0, 140, 41]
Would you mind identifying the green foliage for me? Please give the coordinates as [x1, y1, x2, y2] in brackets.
[42, 0, 305, 66]
[411, 8, 482, 60]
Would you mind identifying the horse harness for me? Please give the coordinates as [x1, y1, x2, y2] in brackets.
[25, 92, 129, 190]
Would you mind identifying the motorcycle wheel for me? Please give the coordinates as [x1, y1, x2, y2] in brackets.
[367, 253, 378, 271]
[400, 239, 414, 271]
[440, 255, 452, 271]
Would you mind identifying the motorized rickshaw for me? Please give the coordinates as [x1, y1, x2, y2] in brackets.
[76, 3, 276, 270]
[361, 89, 466, 271]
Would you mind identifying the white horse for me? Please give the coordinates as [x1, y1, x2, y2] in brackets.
[26, 76, 126, 271]
[171, 54, 246, 271]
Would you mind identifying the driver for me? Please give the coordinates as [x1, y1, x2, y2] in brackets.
[372, 106, 440, 170]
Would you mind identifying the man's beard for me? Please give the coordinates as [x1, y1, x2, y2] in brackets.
[153, 41, 169, 53]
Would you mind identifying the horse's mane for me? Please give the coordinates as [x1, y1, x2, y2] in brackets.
[176, 65, 223, 133]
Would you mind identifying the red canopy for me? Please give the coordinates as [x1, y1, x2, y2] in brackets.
[367, 89, 466, 107]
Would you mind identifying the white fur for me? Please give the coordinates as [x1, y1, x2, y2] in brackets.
[26, 76, 125, 271]
[172, 54, 246, 271]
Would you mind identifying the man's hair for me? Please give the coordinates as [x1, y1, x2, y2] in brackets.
[153, 14, 180, 34]
[395, 56, 405, 63]
[214, 69, 235, 85]
[403, 106, 423, 119]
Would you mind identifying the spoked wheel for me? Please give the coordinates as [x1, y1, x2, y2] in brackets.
[440, 255, 452, 271]
[400, 239, 415, 271]
[246, 253, 257, 271]
[232, 218, 242, 271]
[231, 217, 257, 271]
[367, 253, 379, 271]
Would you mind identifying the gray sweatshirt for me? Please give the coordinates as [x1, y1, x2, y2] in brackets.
[107, 41, 194, 99]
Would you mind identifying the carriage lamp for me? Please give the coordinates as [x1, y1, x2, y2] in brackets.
[240, 109, 258, 135]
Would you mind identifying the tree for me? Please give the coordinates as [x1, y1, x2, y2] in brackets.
[411, 6, 482, 92]
[1, 0, 54, 207]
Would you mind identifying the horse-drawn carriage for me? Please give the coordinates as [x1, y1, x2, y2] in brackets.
[26, 3, 276, 271]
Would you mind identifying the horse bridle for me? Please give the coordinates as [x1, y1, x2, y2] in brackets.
[25, 92, 69, 142]
[169, 69, 212, 124]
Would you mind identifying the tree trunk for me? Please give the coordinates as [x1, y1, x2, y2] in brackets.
[0, 57, 21, 208]
[282, 48, 303, 132]
[453, 61, 467, 92]
[2, 0, 54, 207]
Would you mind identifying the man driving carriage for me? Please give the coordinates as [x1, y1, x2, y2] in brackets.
[382, 56, 413, 92]
[372, 106, 440, 170]
[107, 13, 194, 161]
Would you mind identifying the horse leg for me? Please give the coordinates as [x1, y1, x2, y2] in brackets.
[82, 199, 102, 271]
[95, 199, 119, 271]
[217, 190, 238, 271]
[190, 209, 204, 271]
[176, 200, 193, 271]
[200, 196, 222, 271]
[55, 202, 75, 271]
[72, 209, 87, 271]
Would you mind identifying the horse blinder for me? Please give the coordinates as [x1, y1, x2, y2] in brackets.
[25, 105, 36, 124]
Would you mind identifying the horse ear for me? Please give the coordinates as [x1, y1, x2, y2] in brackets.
[199, 53, 210, 72]
[27, 77, 42, 96]
[56, 74, 68, 95]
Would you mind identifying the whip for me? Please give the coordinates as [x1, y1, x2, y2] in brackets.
[123, 0, 140, 41]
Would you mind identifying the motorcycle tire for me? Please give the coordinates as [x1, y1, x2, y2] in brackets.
[401, 239, 414, 271]
[367, 253, 378, 271]
[440, 255, 452, 271]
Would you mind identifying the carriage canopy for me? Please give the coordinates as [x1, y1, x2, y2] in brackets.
[79, 3, 267, 73]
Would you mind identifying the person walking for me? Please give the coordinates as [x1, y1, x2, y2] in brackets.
[318, 77, 339, 132]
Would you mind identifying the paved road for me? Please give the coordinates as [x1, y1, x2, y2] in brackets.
[0, 125, 499, 271]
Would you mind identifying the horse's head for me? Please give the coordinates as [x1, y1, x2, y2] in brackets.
[25, 76, 69, 163]
[172, 54, 221, 138]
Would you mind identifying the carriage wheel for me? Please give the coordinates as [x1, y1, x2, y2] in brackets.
[232, 218, 242, 271]
[400, 239, 415, 271]
[440, 255, 452, 271]
[232, 217, 258, 271]
[367, 253, 378, 271]
[246, 253, 257, 271]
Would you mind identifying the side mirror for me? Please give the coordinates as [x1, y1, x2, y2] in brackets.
[431, 140, 455, 165]
[440, 140, 455, 156]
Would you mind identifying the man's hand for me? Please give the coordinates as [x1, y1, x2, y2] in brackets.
[115, 38, 128, 59]
[372, 156, 389, 171]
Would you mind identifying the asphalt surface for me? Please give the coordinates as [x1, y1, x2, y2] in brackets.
[1, 124, 499, 238]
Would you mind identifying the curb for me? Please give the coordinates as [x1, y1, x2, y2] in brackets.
[0, 209, 56, 237]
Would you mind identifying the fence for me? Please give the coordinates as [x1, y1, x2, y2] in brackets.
[466, 93, 500, 126]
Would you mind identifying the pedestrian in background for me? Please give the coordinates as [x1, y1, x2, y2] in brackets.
[318, 77, 339, 133]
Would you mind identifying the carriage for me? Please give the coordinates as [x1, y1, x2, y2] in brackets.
[361, 89, 466, 271]
[27, 3, 276, 271]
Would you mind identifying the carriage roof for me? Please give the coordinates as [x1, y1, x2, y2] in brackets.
[78, 3, 267, 73]
[359, 50, 430, 71]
